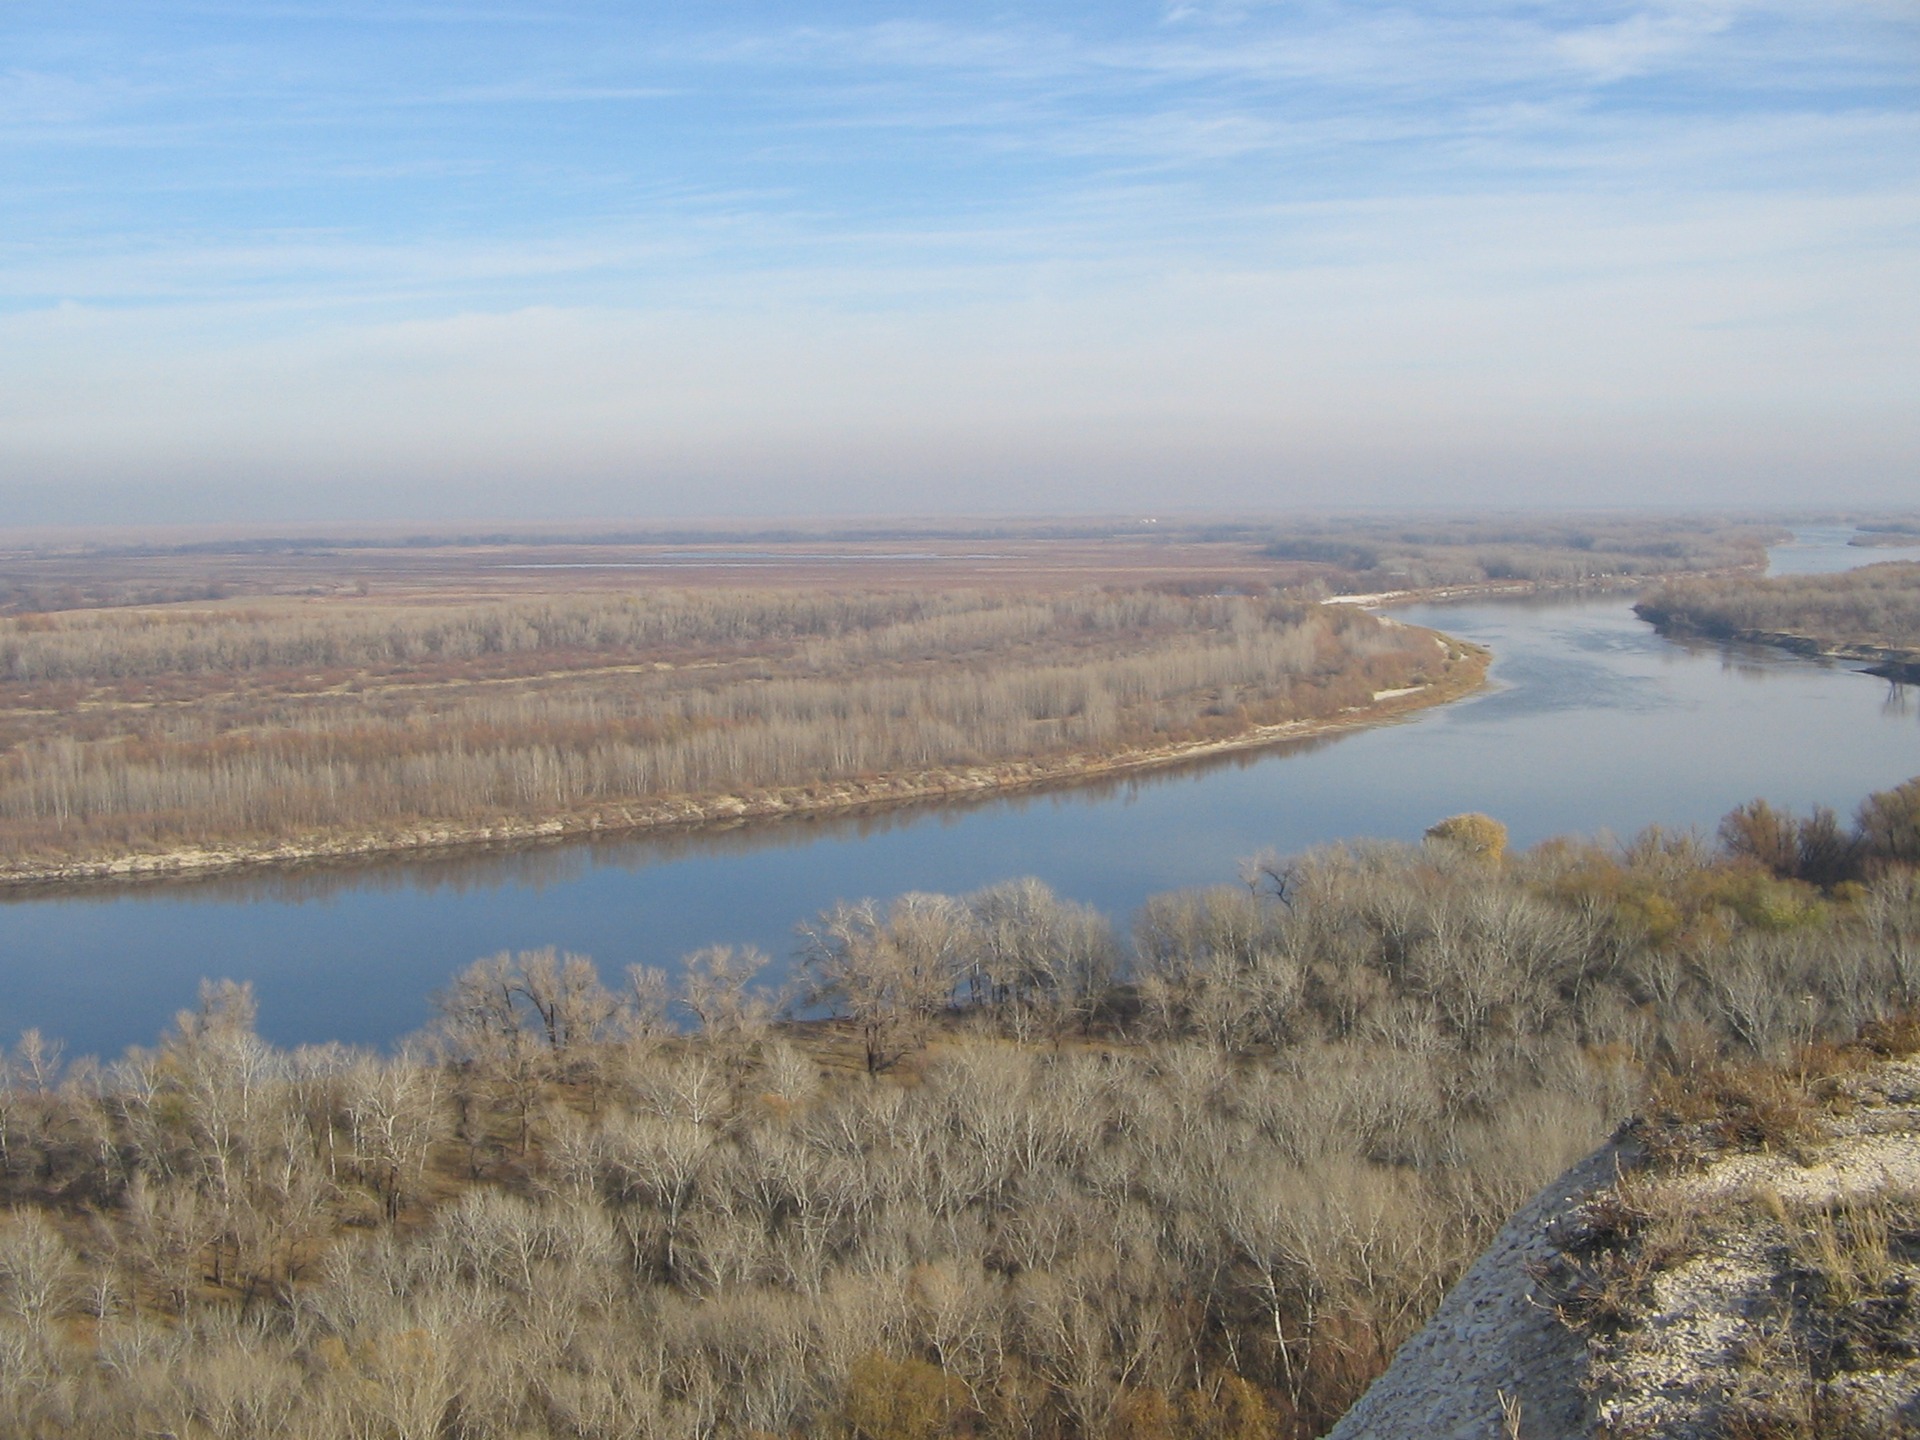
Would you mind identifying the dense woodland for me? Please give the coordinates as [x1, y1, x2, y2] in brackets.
[0, 588, 1461, 869]
[1637, 561, 1920, 654]
[6, 782, 1920, 1438]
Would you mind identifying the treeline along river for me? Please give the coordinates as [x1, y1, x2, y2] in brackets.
[6, 529, 1919, 1059]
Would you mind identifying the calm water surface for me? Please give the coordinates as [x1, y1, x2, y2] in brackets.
[7, 531, 1919, 1058]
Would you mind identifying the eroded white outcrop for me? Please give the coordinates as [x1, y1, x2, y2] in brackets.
[1323, 1142, 1629, 1440]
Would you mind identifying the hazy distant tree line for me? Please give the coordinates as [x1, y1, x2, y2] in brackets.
[1637, 561, 1920, 653]
[3, 590, 999, 682]
[0, 580, 235, 617]
[0, 589, 1455, 864]
[6, 780, 1920, 1439]
[1264, 514, 1776, 590]
[0, 514, 1778, 618]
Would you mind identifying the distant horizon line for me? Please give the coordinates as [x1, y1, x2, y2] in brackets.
[0, 504, 1906, 551]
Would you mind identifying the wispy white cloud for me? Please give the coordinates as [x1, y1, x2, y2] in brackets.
[1553, 1, 1746, 82]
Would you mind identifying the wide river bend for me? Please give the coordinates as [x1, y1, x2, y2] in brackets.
[6, 528, 1918, 1059]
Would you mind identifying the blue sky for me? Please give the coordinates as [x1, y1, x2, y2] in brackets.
[1, 2, 1916, 523]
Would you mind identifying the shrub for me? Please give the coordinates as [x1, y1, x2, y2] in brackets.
[1859, 779, 1920, 870]
[839, 1353, 967, 1440]
[1424, 813, 1508, 864]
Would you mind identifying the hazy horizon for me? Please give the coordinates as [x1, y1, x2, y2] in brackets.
[0, 504, 1895, 550]
[3, 1, 1916, 525]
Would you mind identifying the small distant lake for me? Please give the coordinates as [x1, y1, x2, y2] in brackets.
[6, 529, 1918, 1059]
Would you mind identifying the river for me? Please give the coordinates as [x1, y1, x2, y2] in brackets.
[5, 527, 1918, 1060]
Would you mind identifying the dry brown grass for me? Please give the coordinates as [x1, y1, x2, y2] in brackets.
[1635, 1062, 1829, 1170]
[1535, 1166, 1714, 1334]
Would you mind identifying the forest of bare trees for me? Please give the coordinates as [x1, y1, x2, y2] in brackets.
[6, 780, 1920, 1439]
[1637, 561, 1920, 654]
[0, 588, 1465, 872]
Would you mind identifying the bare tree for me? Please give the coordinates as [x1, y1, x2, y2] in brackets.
[799, 896, 966, 1075]
[344, 1054, 444, 1220]
[678, 946, 773, 1079]
[0, 1213, 82, 1340]
[966, 880, 1116, 1040]
[515, 949, 616, 1062]
[433, 954, 544, 1154]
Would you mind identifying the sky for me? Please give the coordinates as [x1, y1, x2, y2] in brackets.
[1, 1, 1916, 525]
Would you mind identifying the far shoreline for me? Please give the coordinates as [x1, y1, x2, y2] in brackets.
[1634, 611, 1920, 684]
[0, 634, 1491, 895]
